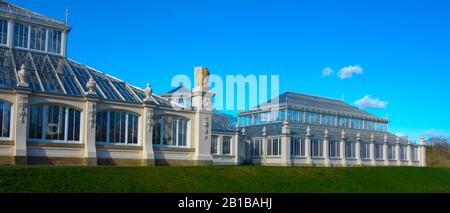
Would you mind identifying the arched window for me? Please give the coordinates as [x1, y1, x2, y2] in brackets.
[0, 101, 12, 139]
[96, 111, 139, 145]
[152, 115, 188, 147]
[28, 104, 81, 143]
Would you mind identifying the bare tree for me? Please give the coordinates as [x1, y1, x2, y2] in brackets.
[426, 136, 450, 167]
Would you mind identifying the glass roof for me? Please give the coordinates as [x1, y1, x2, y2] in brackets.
[0, 46, 179, 109]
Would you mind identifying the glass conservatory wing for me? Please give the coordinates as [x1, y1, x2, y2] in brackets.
[0, 48, 17, 89]
[48, 56, 84, 96]
[30, 53, 64, 94]
[11, 49, 42, 92]
[111, 81, 141, 103]
[85, 67, 122, 101]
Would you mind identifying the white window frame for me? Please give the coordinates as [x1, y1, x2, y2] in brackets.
[311, 139, 323, 158]
[211, 135, 218, 155]
[291, 137, 305, 157]
[267, 137, 281, 156]
[0, 101, 13, 141]
[153, 116, 189, 148]
[329, 140, 340, 158]
[345, 142, 356, 159]
[96, 111, 140, 146]
[222, 136, 232, 155]
[251, 138, 263, 157]
[27, 105, 82, 144]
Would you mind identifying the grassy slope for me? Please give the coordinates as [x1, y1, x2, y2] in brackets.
[0, 166, 449, 193]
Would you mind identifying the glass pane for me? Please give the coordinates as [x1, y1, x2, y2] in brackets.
[31, 53, 64, 93]
[112, 81, 140, 103]
[12, 49, 42, 91]
[48, 56, 83, 96]
[86, 67, 122, 100]
[0, 48, 17, 88]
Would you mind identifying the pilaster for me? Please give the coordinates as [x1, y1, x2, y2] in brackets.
[323, 129, 330, 167]
[13, 89, 31, 165]
[304, 126, 312, 166]
[395, 137, 401, 166]
[355, 133, 361, 165]
[141, 106, 155, 166]
[383, 134, 389, 166]
[419, 136, 426, 167]
[280, 120, 291, 166]
[370, 134, 376, 166]
[407, 139, 413, 166]
[340, 130, 347, 167]
[7, 19, 13, 48]
[83, 98, 98, 166]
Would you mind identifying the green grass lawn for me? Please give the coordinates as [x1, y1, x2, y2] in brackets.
[0, 166, 449, 193]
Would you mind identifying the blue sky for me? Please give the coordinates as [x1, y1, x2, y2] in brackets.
[13, 0, 450, 140]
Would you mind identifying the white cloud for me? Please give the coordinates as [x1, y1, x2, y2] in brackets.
[423, 129, 448, 137]
[337, 65, 363, 79]
[354, 95, 388, 109]
[322, 67, 334, 77]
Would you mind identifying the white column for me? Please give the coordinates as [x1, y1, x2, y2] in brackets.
[383, 142, 389, 166]
[419, 136, 426, 167]
[340, 140, 346, 167]
[370, 134, 375, 166]
[13, 92, 30, 165]
[323, 129, 330, 167]
[217, 135, 223, 156]
[83, 99, 98, 165]
[7, 19, 13, 48]
[233, 132, 239, 165]
[191, 68, 214, 165]
[141, 106, 154, 166]
[304, 126, 312, 166]
[280, 121, 291, 166]
[355, 136, 361, 165]
[407, 139, 412, 166]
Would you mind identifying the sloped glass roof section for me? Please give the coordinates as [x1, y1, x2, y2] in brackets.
[0, 46, 179, 109]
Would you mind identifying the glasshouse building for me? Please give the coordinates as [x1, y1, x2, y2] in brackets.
[0, 0, 425, 167]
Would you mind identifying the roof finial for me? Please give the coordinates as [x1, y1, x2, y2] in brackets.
[65, 7, 70, 26]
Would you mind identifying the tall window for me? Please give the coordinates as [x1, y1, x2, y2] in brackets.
[30, 25, 46, 51]
[96, 111, 139, 145]
[400, 146, 407, 160]
[0, 101, 12, 139]
[411, 147, 419, 161]
[223, 136, 231, 155]
[29, 104, 81, 142]
[291, 137, 305, 156]
[0, 19, 7, 45]
[322, 114, 336, 126]
[311, 139, 323, 157]
[329, 140, 340, 158]
[375, 144, 383, 160]
[251, 139, 263, 156]
[267, 138, 281, 156]
[211, 135, 218, 155]
[345, 142, 356, 158]
[338, 116, 349, 128]
[13, 22, 29, 48]
[351, 118, 363, 130]
[48, 29, 62, 54]
[306, 112, 320, 125]
[360, 143, 370, 159]
[288, 110, 304, 123]
[152, 115, 188, 147]
[365, 120, 375, 131]
[388, 145, 396, 160]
